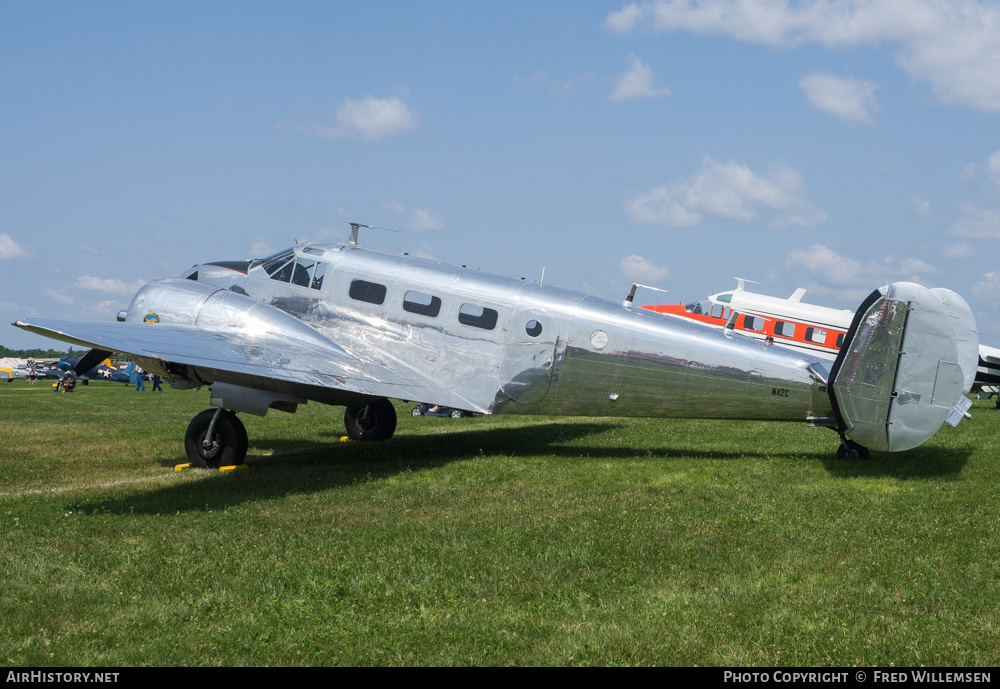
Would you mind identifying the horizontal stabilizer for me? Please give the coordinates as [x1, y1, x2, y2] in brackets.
[829, 282, 977, 452]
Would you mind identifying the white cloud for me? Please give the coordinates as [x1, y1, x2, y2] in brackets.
[0, 233, 27, 260]
[516, 71, 575, 98]
[42, 288, 74, 306]
[604, 0, 1000, 112]
[940, 242, 974, 259]
[787, 243, 941, 289]
[786, 244, 863, 286]
[799, 73, 879, 124]
[249, 241, 274, 257]
[625, 156, 826, 228]
[911, 195, 931, 217]
[988, 151, 1000, 187]
[959, 162, 980, 185]
[283, 95, 417, 142]
[972, 272, 1000, 309]
[947, 206, 1000, 240]
[609, 54, 670, 102]
[407, 208, 444, 232]
[619, 254, 670, 282]
[73, 276, 145, 294]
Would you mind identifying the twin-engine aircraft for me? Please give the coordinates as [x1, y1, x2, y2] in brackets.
[14, 225, 978, 466]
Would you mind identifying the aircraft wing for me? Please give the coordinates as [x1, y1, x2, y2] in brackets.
[14, 318, 486, 413]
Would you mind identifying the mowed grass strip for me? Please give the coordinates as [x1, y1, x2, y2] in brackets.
[1, 383, 997, 666]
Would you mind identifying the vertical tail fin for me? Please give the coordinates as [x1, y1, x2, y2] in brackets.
[829, 282, 977, 452]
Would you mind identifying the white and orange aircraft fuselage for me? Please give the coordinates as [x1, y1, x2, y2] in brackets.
[644, 278, 1000, 399]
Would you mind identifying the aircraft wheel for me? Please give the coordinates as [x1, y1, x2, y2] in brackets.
[345, 398, 397, 441]
[450, 408, 464, 419]
[184, 409, 248, 469]
[837, 437, 869, 461]
[411, 406, 424, 416]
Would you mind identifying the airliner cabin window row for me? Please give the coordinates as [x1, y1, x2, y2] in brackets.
[775, 321, 796, 338]
[403, 291, 442, 318]
[459, 303, 499, 330]
[805, 327, 827, 345]
[349, 279, 387, 305]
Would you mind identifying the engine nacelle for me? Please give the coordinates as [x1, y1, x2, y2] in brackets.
[125, 278, 343, 353]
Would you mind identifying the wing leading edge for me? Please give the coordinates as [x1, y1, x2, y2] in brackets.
[14, 318, 485, 414]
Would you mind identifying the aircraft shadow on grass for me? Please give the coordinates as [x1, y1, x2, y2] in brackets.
[81, 421, 973, 516]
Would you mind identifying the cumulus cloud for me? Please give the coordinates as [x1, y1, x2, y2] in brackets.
[0, 233, 27, 260]
[972, 272, 1000, 309]
[407, 208, 444, 232]
[603, 0, 1000, 112]
[283, 95, 417, 142]
[947, 206, 1000, 240]
[516, 71, 575, 98]
[73, 276, 145, 294]
[609, 54, 671, 102]
[619, 254, 670, 282]
[625, 156, 826, 229]
[988, 151, 1000, 187]
[940, 242, 974, 260]
[911, 195, 931, 217]
[787, 243, 941, 289]
[799, 73, 880, 124]
[42, 288, 74, 306]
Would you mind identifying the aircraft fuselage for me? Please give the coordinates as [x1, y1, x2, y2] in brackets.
[177, 242, 836, 424]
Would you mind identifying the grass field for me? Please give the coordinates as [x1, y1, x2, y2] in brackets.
[1, 381, 997, 666]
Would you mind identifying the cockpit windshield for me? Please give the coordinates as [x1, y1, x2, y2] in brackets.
[685, 298, 730, 320]
[685, 298, 713, 315]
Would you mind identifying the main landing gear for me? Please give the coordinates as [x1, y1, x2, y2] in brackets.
[184, 408, 249, 468]
[837, 435, 870, 461]
[344, 398, 397, 441]
[182, 397, 398, 469]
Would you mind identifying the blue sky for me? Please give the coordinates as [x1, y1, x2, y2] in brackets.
[3, 1, 999, 350]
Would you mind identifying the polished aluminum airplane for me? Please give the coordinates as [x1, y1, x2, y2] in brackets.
[14, 224, 979, 466]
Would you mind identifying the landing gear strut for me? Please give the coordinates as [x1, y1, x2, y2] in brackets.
[184, 408, 249, 468]
[344, 398, 397, 441]
[837, 435, 870, 461]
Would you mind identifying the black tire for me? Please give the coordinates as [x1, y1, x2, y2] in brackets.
[225, 410, 249, 461]
[184, 409, 247, 469]
[344, 398, 397, 441]
[450, 408, 464, 419]
[411, 406, 424, 416]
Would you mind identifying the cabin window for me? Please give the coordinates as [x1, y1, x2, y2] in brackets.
[290, 258, 315, 288]
[458, 303, 499, 330]
[403, 291, 441, 317]
[349, 279, 387, 305]
[525, 319, 542, 337]
[836, 333, 845, 349]
[710, 303, 726, 319]
[805, 327, 827, 344]
[775, 321, 796, 338]
[311, 262, 327, 290]
[743, 315, 764, 331]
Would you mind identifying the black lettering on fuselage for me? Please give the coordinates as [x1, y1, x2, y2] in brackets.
[772, 387, 789, 397]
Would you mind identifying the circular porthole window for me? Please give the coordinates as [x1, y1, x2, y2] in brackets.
[525, 319, 543, 337]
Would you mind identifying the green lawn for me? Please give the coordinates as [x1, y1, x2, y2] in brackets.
[1, 382, 997, 666]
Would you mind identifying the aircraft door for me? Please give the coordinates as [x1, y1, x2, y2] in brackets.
[499, 308, 559, 405]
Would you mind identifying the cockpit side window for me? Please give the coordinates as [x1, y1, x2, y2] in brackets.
[291, 258, 314, 288]
[262, 250, 296, 282]
[311, 262, 327, 290]
[268, 258, 295, 283]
